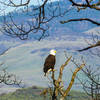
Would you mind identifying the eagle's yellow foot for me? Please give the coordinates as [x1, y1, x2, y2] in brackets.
[53, 69, 57, 72]
[45, 69, 57, 76]
[44, 69, 52, 76]
[48, 69, 52, 73]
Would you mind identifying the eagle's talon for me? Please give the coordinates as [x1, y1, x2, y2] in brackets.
[53, 69, 57, 72]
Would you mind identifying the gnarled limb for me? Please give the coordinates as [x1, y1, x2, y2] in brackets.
[60, 64, 85, 100]
[60, 18, 100, 26]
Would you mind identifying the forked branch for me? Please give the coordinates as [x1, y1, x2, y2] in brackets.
[60, 63, 85, 100]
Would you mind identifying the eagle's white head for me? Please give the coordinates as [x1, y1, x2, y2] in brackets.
[50, 49, 56, 56]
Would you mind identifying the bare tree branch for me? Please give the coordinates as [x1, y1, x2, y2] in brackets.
[60, 64, 85, 100]
[59, 0, 100, 28]
[0, 66, 22, 87]
[0, 0, 31, 7]
[58, 56, 72, 82]
[60, 18, 100, 26]
[69, 0, 100, 10]
[77, 41, 100, 52]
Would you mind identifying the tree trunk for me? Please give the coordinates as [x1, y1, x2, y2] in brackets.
[52, 88, 57, 100]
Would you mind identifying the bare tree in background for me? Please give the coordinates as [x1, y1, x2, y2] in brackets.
[74, 24, 100, 100]
[60, 0, 100, 50]
[81, 66, 100, 100]
[77, 41, 100, 52]
[82, 35, 100, 100]
[64, 51, 100, 100]
[0, 0, 70, 40]
[0, 49, 22, 87]
[60, 0, 100, 25]
[76, 32, 100, 59]
[0, 67, 22, 86]
[1, 0, 100, 26]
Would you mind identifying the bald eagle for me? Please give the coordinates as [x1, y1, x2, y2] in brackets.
[43, 49, 56, 76]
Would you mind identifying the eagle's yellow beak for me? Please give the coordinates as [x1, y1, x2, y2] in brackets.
[54, 50, 56, 53]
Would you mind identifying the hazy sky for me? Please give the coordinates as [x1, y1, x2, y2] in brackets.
[0, 0, 59, 15]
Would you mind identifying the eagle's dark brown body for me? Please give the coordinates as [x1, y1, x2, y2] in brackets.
[43, 54, 56, 76]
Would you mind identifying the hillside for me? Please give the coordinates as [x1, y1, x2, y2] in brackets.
[0, 86, 89, 100]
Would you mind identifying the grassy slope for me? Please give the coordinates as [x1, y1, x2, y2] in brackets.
[0, 86, 89, 100]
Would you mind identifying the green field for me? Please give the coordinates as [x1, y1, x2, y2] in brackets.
[0, 86, 89, 100]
